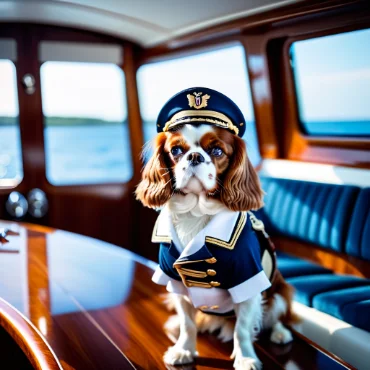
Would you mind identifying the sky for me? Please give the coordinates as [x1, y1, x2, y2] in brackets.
[0, 60, 19, 116]
[292, 28, 370, 122]
[1, 29, 370, 123]
[40, 62, 127, 121]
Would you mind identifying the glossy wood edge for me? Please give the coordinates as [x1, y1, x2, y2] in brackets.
[274, 236, 370, 278]
[242, 36, 279, 160]
[0, 297, 62, 370]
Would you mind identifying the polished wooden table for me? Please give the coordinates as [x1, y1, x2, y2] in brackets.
[0, 221, 354, 370]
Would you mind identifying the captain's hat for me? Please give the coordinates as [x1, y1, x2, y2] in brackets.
[156, 87, 246, 137]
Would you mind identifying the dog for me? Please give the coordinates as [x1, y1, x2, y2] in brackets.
[136, 87, 298, 370]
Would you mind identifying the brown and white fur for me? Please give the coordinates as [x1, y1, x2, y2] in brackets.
[136, 124, 298, 370]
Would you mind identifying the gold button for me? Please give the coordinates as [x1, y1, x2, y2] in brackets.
[210, 281, 220, 287]
[210, 305, 219, 310]
[207, 269, 216, 276]
[186, 282, 193, 287]
[205, 257, 217, 264]
[199, 305, 208, 310]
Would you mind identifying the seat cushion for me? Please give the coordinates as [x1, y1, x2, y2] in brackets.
[345, 187, 370, 261]
[277, 254, 332, 278]
[286, 274, 370, 306]
[313, 286, 370, 331]
[259, 177, 360, 253]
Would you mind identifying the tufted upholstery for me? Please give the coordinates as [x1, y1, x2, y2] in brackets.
[286, 274, 370, 306]
[260, 177, 370, 335]
[259, 177, 360, 252]
[345, 188, 370, 261]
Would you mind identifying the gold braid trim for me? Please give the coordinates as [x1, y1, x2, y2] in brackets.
[205, 212, 246, 250]
[163, 110, 240, 135]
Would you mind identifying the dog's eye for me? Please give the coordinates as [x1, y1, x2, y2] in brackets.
[209, 147, 223, 157]
[171, 146, 183, 156]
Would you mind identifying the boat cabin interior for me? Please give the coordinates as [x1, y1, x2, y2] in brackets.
[0, 0, 369, 369]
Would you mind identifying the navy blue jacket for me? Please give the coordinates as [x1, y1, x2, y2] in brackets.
[151, 208, 272, 313]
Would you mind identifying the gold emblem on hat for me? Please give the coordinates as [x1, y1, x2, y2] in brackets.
[187, 92, 210, 109]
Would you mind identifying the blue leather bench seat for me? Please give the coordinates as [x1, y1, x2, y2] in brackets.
[286, 274, 370, 306]
[345, 188, 370, 261]
[261, 178, 370, 332]
[258, 177, 360, 253]
[313, 286, 370, 332]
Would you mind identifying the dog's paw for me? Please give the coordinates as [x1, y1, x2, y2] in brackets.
[163, 346, 196, 365]
[270, 322, 293, 345]
[233, 356, 262, 370]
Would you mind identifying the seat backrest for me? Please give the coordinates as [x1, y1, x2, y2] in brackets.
[345, 188, 370, 261]
[257, 177, 360, 253]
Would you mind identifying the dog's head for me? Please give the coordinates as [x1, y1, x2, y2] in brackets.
[136, 123, 263, 212]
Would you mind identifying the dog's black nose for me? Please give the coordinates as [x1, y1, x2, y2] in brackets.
[187, 152, 205, 166]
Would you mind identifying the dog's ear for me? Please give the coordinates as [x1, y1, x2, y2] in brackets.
[220, 135, 263, 211]
[135, 133, 172, 209]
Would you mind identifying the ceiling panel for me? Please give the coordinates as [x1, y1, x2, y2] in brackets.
[0, 0, 301, 46]
[55, 0, 282, 30]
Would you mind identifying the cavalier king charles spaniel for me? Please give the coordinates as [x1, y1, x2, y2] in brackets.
[136, 123, 298, 370]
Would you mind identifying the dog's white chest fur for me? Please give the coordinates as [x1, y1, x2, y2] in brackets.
[167, 193, 226, 250]
[172, 212, 211, 250]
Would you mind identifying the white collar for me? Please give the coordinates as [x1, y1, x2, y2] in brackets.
[152, 202, 242, 259]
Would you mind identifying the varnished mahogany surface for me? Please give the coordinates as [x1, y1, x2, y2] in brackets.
[0, 221, 354, 370]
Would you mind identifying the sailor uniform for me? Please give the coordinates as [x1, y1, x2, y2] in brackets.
[152, 207, 273, 315]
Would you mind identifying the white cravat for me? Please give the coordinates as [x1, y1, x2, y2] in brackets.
[168, 193, 226, 217]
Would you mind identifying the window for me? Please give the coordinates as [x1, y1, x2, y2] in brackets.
[40, 61, 132, 185]
[40, 42, 132, 186]
[137, 44, 261, 166]
[290, 28, 370, 136]
[0, 56, 23, 187]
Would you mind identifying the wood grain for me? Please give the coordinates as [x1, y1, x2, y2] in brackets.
[0, 220, 355, 370]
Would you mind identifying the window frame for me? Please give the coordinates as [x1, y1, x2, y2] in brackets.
[283, 23, 370, 149]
